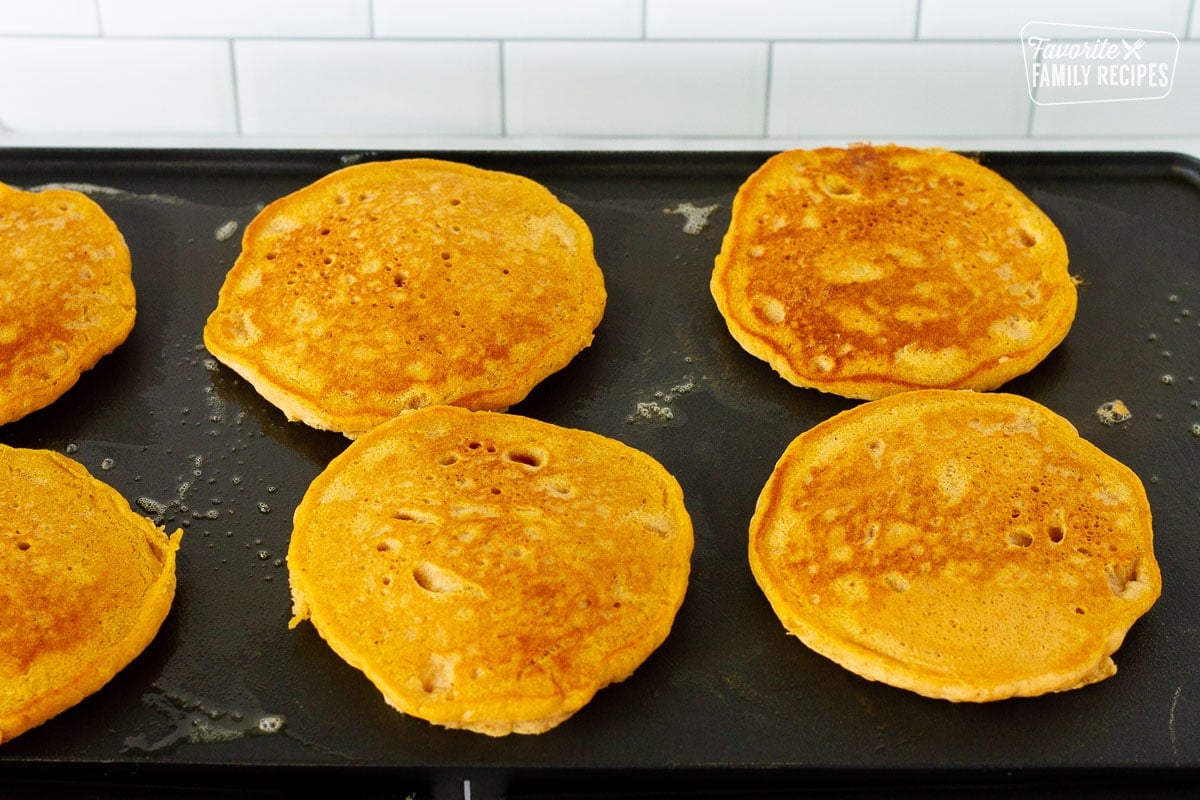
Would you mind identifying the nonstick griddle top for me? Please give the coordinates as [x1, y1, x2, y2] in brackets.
[0, 150, 1198, 798]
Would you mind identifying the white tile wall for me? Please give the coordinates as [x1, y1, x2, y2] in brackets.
[645, 0, 917, 40]
[235, 41, 501, 136]
[505, 42, 767, 136]
[919, 0, 1192, 40]
[0, 38, 235, 134]
[769, 43, 1031, 137]
[97, 0, 372, 38]
[0, 0, 1196, 148]
[373, 0, 642, 39]
[0, 0, 98, 35]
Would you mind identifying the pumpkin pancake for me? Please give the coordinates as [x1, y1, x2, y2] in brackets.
[749, 390, 1159, 702]
[288, 406, 692, 735]
[712, 145, 1076, 399]
[204, 159, 606, 437]
[0, 182, 135, 425]
[0, 445, 182, 744]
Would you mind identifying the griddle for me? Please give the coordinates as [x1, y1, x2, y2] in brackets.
[1, 150, 1198, 798]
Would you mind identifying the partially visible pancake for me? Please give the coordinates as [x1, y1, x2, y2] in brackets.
[749, 390, 1159, 701]
[0, 182, 135, 425]
[0, 445, 182, 744]
[288, 406, 692, 735]
[204, 159, 606, 437]
[711, 145, 1076, 399]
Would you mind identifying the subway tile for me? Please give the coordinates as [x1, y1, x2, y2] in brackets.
[1031, 41, 1200, 135]
[373, 0, 642, 39]
[505, 42, 767, 136]
[919, 0, 1191, 40]
[646, 0, 917, 40]
[98, 0, 370, 38]
[768, 43, 1031, 138]
[0, 38, 235, 134]
[0, 0, 98, 35]
[235, 40, 501, 135]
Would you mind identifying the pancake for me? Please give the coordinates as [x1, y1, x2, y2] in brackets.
[749, 390, 1159, 701]
[0, 182, 135, 425]
[288, 406, 693, 735]
[0, 445, 182, 744]
[711, 145, 1076, 399]
[204, 159, 606, 437]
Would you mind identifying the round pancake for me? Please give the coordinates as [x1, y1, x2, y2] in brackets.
[749, 390, 1159, 702]
[0, 182, 135, 426]
[0, 445, 182, 744]
[711, 145, 1076, 399]
[204, 159, 606, 437]
[288, 406, 693, 735]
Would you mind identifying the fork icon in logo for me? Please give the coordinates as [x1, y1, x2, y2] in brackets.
[1122, 38, 1145, 60]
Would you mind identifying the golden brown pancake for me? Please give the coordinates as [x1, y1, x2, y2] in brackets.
[204, 159, 606, 437]
[749, 390, 1159, 701]
[0, 445, 182, 744]
[288, 406, 692, 735]
[0, 182, 135, 425]
[711, 145, 1076, 399]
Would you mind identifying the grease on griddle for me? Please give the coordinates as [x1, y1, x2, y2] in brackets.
[665, 202, 719, 235]
[630, 401, 675, 423]
[626, 376, 696, 425]
[1144, 288, 1200, 438]
[214, 220, 239, 242]
[123, 685, 286, 753]
[24, 181, 190, 206]
[136, 496, 169, 516]
[1096, 399, 1132, 426]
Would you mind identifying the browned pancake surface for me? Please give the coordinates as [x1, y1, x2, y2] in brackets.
[712, 145, 1076, 399]
[0, 183, 135, 425]
[288, 406, 692, 735]
[749, 390, 1159, 701]
[204, 159, 606, 437]
[0, 445, 181, 744]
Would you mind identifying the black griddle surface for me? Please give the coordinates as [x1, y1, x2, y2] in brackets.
[1, 150, 1198, 797]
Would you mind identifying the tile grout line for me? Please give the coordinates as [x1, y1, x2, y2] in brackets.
[498, 40, 507, 137]
[93, 0, 103, 35]
[913, 0, 922, 40]
[229, 38, 243, 136]
[1025, 42, 1036, 139]
[0, 32, 1059, 45]
[762, 41, 773, 138]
